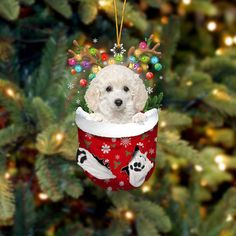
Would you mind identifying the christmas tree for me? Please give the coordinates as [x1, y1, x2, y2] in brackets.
[0, 0, 236, 235]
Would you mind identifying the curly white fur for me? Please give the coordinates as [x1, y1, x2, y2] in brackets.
[85, 65, 148, 123]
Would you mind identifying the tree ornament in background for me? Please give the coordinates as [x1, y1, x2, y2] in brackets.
[79, 79, 87, 87]
[146, 72, 154, 80]
[101, 52, 109, 61]
[75, 65, 82, 73]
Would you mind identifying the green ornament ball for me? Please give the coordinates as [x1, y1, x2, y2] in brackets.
[89, 47, 97, 56]
[115, 54, 124, 62]
[88, 73, 96, 80]
[140, 55, 150, 64]
[154, 63, 162, 71]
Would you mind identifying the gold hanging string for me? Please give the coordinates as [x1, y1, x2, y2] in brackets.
[113, 0, 127, 47]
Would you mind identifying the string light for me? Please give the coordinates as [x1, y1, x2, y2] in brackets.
[124, 210, 134, 220]
[186, 80, 192, 86]
[207, 21, 217, 32]
[226, 214, 233, 222]
[195, 165, 203, 172]
[182, 0, 191, 5]
[200, 179, 208, 187]
[38, 193, 48, 200]
[218, 163, 226, 171]
[141, 185, 151, 193]
[212, 89, 230, 100]
[55, 132, 64, 145]
[224, 36, 233, 46]
[4, 172, 10, 179]
[215, 48, 224, 56]
[214, 154, 224, 164]
[171, 163, 179, 170]
[160, 121, 167, 127]
[6, 88, 15, 98]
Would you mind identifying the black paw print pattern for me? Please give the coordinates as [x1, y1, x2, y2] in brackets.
[77, 149, 87, 164]
[130, 162, 145, 172]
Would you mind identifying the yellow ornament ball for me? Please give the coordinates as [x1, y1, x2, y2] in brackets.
[134, 49, 142, 57]
[92, 65, 101, 73]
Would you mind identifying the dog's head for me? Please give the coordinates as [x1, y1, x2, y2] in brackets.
[85, 65, 148, 116]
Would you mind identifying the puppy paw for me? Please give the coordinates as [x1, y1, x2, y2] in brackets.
[132, 113, 147, 123]
[87, 113, 104, 122]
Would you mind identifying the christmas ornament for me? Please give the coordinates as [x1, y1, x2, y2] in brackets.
[67, 0, 163, 191]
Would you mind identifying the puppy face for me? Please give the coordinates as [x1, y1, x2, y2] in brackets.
[85, 65, 148, 120]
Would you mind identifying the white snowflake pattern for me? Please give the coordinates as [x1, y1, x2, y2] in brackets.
[68, 82, 74, 89]
[137, 142, 144, 148]
[119, 181, 124, 186]
[101, 144, 111, 154]
[110, 43, 126, 57]
[115, 154, 120, 160]
[93, 38, 98, 43]
[76, 98, 80, 104]
[112, 138, 116, 142]
[149, 148, 155, 154]
[85, 133, 93, 139]
[105, 159, 109, 163]
[146, 87, 153, 94]
[120, 138, 131, 148]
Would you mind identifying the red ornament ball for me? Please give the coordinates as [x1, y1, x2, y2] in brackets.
[71, 69, 76, 75]
[101, 53, 109, 61]
[80, 79, 87, 87]
[146, 72, 154, 80]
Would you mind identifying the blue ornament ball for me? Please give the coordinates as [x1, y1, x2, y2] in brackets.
[75, 65, 82, 73]
[128, 56, 137, 63]
[151, 56, 159, 64]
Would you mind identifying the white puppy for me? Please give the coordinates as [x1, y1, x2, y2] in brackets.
[85, 64, 148, 123]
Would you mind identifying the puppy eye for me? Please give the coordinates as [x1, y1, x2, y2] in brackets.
[106, 86, 112, 92]
[123, 86, 129, 92]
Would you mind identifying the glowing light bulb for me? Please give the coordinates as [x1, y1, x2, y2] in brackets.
[6, 88, 15, 98]
[218, 163, 226, 171]
[55, 133, 64, 143]
[207, 21, 217, 32]
[224, 36, 233, 46]
[160, 121, 167, 127]
[182, 0, 191, 5]
[124, 210, 134, 220]
[226, 214, 233, 222]
[212, 89, 219, 95]
[38, 193, 48, 200]
[215, 154, 224, 164]
[195, 165, 203, 172]
[186, 80, 192, 86]
[172, 163, 179, 170]
[4, 172, 10, 179]
[215, 48, 223, 56]
[142, 185, 151, 193]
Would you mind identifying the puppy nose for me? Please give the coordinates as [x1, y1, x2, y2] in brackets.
[114, 99, 123, 107]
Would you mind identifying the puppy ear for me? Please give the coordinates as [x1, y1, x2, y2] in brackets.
[133, 75, 148, 111]
[85, 79, 100, 112]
